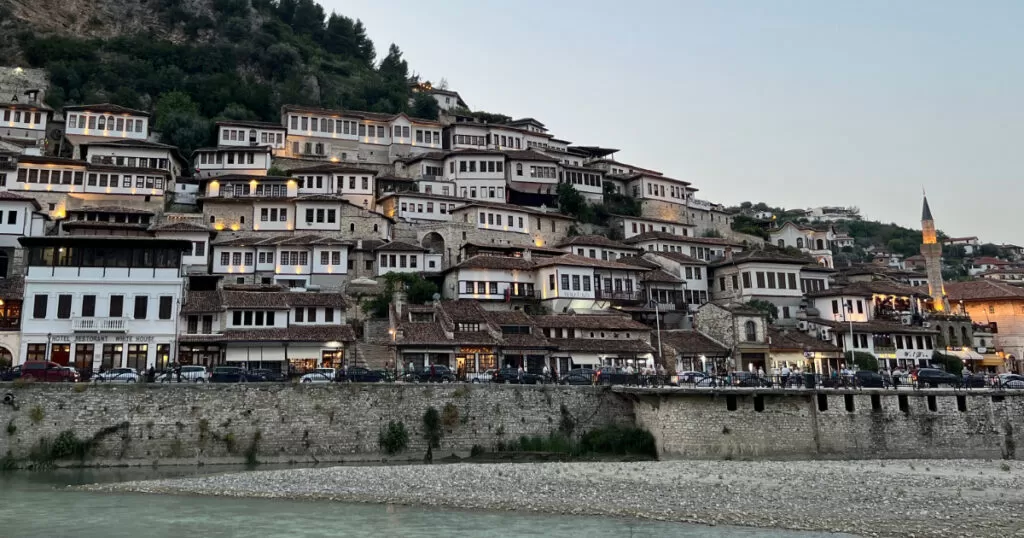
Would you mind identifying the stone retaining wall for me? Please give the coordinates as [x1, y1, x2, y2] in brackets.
[0, 383, 633, 466]
[628, 389, 1024, 460]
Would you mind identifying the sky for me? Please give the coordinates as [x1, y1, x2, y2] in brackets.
[328, 0, 1024, 244]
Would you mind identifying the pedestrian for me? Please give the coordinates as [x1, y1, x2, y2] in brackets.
[147, 366, 155, 383]
[517, 363, 524, 383]
[781, 363, 791, 387]
[174, 362, 182, 383]
[542, 363, 550, 383]
[757, 366, 765, 378]
[657, 363, 666, 376]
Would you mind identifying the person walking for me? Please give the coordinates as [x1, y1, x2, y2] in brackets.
[517, 363, 524, 383]
[542, 363, 550, 384]
[781, 364, 791, 387]
[174, 362, 182, 383]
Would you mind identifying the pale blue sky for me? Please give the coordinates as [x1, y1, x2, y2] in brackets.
[330, 0, 1024, 243]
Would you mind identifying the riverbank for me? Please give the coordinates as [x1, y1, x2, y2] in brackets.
[82, 459, 1024, 537]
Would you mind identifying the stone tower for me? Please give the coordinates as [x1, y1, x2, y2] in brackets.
[920, 195, 949, 311]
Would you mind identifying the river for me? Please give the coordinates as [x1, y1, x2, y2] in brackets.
[0, 466, 849, 537]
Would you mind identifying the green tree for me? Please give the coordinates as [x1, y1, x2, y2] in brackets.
[978, 243, 1000, 257]
[408, 92, 439, 121]
[378, 43, 408, 82]
[154, 91, 210, 157]
[362, 272, 439, 318]
[932, 351, 964, 375]
[843, 351, 878, 372]
[746, 299, 778, 322]
[217, 103, 259, 121]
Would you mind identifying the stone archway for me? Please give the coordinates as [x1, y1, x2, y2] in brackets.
[422, 232, 445, 254]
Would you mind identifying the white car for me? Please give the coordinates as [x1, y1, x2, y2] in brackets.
[300, 368, 336, 384]
[158, 365, 209, 383]
[467, 369, 495, 383]
[94, 367, 140, 383]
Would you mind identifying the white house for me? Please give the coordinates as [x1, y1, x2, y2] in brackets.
[18, 236, 188, 372]
[80, 139, 186, 184]
[643, 251, 710, 309]
[193, 146, 272, 178]
[290, 163, 376, 210]
[623, 231, 742, 262]
[280, 105, 442, 164]
[150, 221, 213, 270]
[612, 214, 697, 240]
[216, 120, 287, 153]
[555, 235, 640, 262]
[708, 250, 815, 325]
[210, 233, 350, 289]
[376, 240, 433, 275]
[2, 97, 52, 146]
[769, 221, 835, 268]
[376, 192, 459, 222]
[63, 104, 150, 159]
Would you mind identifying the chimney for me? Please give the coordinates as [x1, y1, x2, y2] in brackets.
[522, 248, 532, 262]
[356, 239, 363, 250]
[724, 246, 733, 261]
[24, 89, 39, 104]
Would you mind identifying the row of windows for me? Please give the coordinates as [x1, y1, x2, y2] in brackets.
[32, 294, 173, 320]
[452, 134, 523, 149]
[220, 250, 321, 267]
[740, 271, 800, 291]
[25, 343, 161, 372]
[461, 186, 505, 200]
[69, 213, 151, 225]
[831, 299, 865, 315]
[305, 208, 337, 224]
[221, 128, 284, 146]
[529, 166, 556, 179]
[478, 211, 525, 228]
[293, 307, 334, 323]
[400, 201, 456, 215]
[291, 115, 376, 138]
[457, 160, 504, 174]
[3, 109, 43, 125]
[28, 247, 181, 269]
[297, 175, 370, 191]
[379, 254, 418, 269]
[630, 222, 686, 236]
[637, 182, 687, 200]
[460, 282, 535, 295]
[90, 156, 169, 171]
[68, 114, 143, 133]
[197, 151, 257, 166]
[562, 171, 601, 187]
[260, 207, 288, 222]
[17, 167, 82, 185]
[423, 165, 443, 176]
[547, 274, 635, 293]
[231, 310, 277, 327]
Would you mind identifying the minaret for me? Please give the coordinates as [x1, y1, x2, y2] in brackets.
[920, 194, 949, 311]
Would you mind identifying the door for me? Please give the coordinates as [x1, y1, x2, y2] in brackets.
[51, 344, 71, 366]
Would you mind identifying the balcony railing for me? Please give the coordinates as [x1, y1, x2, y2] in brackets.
[595, 290, 644, 303]
[73, 317, 128, 332]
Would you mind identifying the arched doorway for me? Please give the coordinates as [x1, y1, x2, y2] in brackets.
[422, 232, 445, 254]
[0, 346, 11, 369]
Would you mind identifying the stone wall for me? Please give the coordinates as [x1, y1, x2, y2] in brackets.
[630, 389, 1024, 460]
[0, 383, 633, 466]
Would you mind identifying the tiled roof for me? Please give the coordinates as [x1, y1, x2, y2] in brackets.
[532, 253, 650, 271]
[395, 321, 450, 346]
[768, 328, 841, 353]
[219, 290, 348, 310]
[16, 155, 88, 167]
[280, 104, 441, 126]
[63, 221, 149, 230]
[623, 231, 742, 247]
[659, 330, 729, 356]
[531, 314, 650, 331]
[448, 254, 536, 271]
[805, 280, 926, 298]
[439, 300, 490, 322]
[615, 255, 662, 269]
[973, 257, 1009, 265]
[288, 164, 377, 174]
[556, 235, 636, 250]
[68, 205, 155, 215]
[215, 120, 285, 129]
[375, 241, 427, 252]
[222, 325, 356, 342]
[181, 290, 224, 314]
[708, 250, 813, 268]
[647, 251, 706, 265]
[63, 103, 149, 116]
[550, 338, 656, 354]
[945, 280, 1024, 302]
[808, 318, 938, 335]
[212, 233, 351, 247]
[0, 191, 41, 210]
[453, 201, 575, 220]
[352, 239, 387, 252]
[705, 301, 765, 316]
[148, 221, 210, 233]
[641, 269, 683, 283]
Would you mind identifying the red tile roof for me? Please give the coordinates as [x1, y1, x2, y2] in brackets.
[945, 280, 1024, 302]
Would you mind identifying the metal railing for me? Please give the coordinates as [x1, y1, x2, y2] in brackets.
[72, 317, 128, 331]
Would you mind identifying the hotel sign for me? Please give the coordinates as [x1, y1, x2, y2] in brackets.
[50, 335, 155, 343]
[896, 350, 930, 360]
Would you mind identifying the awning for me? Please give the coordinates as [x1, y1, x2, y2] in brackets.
[226, 346, 286, 362]
[946, 349, 984, 361]
[569, 353, 601, 366]
[981, 355, 1005, 367]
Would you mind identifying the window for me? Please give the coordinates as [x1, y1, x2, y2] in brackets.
[742, 272, 751, 288]
[745, 321, 757, 342]
[81, 295, 96, 317]
[766, 272, 776, 288]
[561, 275, 570, 290]
[756, 272, 765, 288]
[57, 294, 72, 319]
[732, 275, 739, 290]
[325, 308, 334, 322]
[307, 307, 317, 322]
[134, 296, 148, 320]
[549, 274, 555, 290]
[110, 295, 124, 317]
[159, 296, 173, 320]
[572, 275, 580, 291]
[32, 294, 47, 319]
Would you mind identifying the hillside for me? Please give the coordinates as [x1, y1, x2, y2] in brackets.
[0, 0, 441, 155]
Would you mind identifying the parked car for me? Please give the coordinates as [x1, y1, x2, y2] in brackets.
[559, 371, 594, 385]
[210, 367, 266, 383]
[19, 361, 77, 382]
[337, 367, 385, 383]
[299, 368, 336, 384]
[593, 367, 624, 385]
[157, 366, 210, 383]
[405, 365, 458, 383]
[961, 373, 988, 389]
[999, 374, 1024, 389]
[0, 365, 21, 381]
[94, 368, 140, 384]
[732, 372, 772, 388]
[251, 369, 288, 382]
[854, 370, 885, 388]
[467, 369, 496, 383]
[491, 367, 544, 384]
[913, 368, 960, 388]
[675, 371, 707, 386]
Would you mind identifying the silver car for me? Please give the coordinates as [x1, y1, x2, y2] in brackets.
[157, 365, 209, 383]
[94, 367, 140, 383]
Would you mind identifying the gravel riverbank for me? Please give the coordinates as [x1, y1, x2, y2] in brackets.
[82, 459, 1024, 537]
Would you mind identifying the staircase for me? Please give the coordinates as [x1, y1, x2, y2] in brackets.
[355, 320, 394, 369]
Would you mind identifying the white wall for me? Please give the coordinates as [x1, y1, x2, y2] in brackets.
[66, 112, 148, 140]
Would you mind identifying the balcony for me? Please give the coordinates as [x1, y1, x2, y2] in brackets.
[73, 317, 128, 332]
[595, 290, 645, 305]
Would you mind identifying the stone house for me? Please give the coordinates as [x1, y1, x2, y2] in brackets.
[694, 301, 769, 372]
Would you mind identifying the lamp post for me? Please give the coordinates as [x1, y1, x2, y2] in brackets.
[46, 332, 52, 362]
[844, 302, 854, 370]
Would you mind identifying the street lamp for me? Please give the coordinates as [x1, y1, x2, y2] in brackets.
[843, 302, 854, 370]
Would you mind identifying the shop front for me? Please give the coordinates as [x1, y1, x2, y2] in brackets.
[226, 344, 287, 372]
[456, 346, 497, 380]
[499, 348, 550, 374]
[285, 344, 346, 374]
[178, 342, 224, 368]
[22, 334, 173, 374]
[896, 349, 931, 369]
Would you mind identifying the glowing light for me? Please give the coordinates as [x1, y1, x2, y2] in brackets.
[253, 224, 260, 231]
[214, 223, 225, 231]
[45, 185, 51, 191]
[295, 267, 302, 274]
[230, 223, 240, 231]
